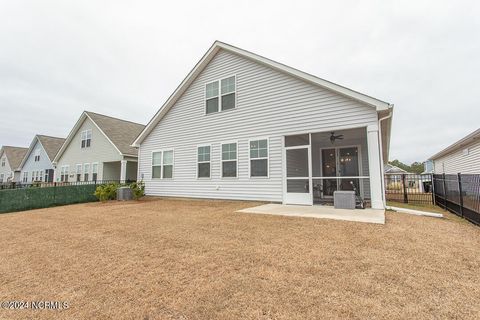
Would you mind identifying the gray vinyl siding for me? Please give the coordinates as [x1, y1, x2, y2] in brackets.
[56, 117, 122, 181]
[433, 140, 480, 174]
[139, 49, 378, 201]
[20, 139, 54, 182]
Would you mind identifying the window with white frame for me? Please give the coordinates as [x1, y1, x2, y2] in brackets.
[61, 165, 69, 182]
[152, 150, 174, 179]
[84, 163, 90, 181]
[34, 148, 41, 162]
[250, 139, 268, 177]
[0, 173, 4, 182]
[81, 129, 92, 148]
[76, 164, 82, 182]
[205, 76, 236, 114]
[1, 157, 5, 167]
[197, 146, 211, 178]
[222, 143, 237, 177]
[92, 163, 98, 181]
[22, 171, 28, 183]
[44, 169, 50, 182]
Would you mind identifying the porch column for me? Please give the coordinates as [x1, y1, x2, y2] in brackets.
[367, 124, 384, 209]
[120, 160, 127, 183]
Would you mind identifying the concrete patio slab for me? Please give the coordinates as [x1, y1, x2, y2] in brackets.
[237, 203, 385, 224]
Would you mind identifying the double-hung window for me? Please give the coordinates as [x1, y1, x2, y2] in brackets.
[152, 150, 174, 179]
[205, 76, 236, 114]
[61, 165, 69, 182]
[84, 163, 90, 181]
[34, 148, 40, 162]
[250, 139, 269, 177]
[222, 143, 237, 178]
[92, 163, 98, 181]
[22, 171, 28, 183]
[1, 158, 5, 167]
[81, 130, 92, 148]
[76, 164, 82, 181]
[197, 146, 211, 178]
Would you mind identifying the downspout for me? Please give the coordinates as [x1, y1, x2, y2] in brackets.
[377, 106, 394, 208]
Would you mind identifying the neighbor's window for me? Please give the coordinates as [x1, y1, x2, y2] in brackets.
[197, 145, 211, 178]
[0, 173, 3, 182]
[152, 150, 174, 179]
[81, 129, 92, 148]
[250, 139, 268, 177]
[1, 158, 5, 167]
[84, 163, 90, 181]
[76, 164, 82, 182]
[205, 76, 236, 114]
[92, 163, 98, 181]
[34, 148, 41, 162]
[22, 171, 28, 183]
[222, 142, 237, 177]
[61, 165, 69, 182]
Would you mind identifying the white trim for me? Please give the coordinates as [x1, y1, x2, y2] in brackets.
[196, 144, 212, 179]
[220, 141, 238, 179]
[132, 41, 391, 147]
[248, 137, 270, 178]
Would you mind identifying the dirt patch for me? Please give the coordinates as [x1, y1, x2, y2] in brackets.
[0, 198, 479, 319]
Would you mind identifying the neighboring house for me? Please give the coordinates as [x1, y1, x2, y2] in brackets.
[384, 164, 410, 175]
[422, 160, 434, 174]
[133, 41, 393, 209]
[53, 111, 145, 182]
[0, 146, 28, 183]
[19, 135, 65, 183]
[429, 128, 480, 174]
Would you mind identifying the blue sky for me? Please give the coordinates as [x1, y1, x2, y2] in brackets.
[1, 0, 479, 164]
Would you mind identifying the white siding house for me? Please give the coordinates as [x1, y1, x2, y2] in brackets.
[19, 135, 65, 183]
[53, 111, 145, 182]
[134, 41, 393, 209]
[430, 128, 480, 174]
[0, 146, 28, 183]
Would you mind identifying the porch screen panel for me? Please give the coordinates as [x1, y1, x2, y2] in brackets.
[286, 149, 308, 177]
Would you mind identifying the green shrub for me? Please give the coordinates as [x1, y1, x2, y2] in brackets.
[129, 181, 145, 200]
[94, 183, 119, 201]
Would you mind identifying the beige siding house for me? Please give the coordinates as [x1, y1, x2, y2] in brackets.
[430, 128, 480, 174]
[53, 111, 144, 182]
[133, 41, 393, 209]
[0, 146, 28, 183]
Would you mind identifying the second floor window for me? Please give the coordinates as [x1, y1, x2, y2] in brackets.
[205, 76, 236, 114]
[34, 148, 41, 162]
[1, 158, 5, 167]
[81, 130, 92, 148]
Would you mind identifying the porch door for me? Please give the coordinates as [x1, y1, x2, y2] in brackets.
[285, 146, 312, 205]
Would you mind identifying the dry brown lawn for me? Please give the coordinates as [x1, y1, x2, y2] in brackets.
[0, 198, 479, 320]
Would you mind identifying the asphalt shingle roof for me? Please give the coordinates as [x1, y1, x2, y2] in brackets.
[85, 112, 145, 156]
[37, 135, 66, 161]
[0, 146, 28, 170]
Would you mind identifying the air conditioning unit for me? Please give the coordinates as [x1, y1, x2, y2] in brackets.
[117, 186, 133, 201]
[333, 191, 356, 209]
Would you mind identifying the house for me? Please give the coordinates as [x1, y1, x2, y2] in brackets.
[429, 128, 480, 174]
[422, 160, 434, 174]
[53, 111, 145, 182]
[384, 164, 410, 175]
[18, 135, 66, 183]
[133, 41, 393, 209]
[0, 146, 28, 183]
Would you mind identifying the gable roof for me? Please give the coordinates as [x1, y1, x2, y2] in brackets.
[19, 135, 66, 169]
[133, 40, 393, 146]
[0, 146, 28, 170]
[53, 111, 145, 162]
[429, 128, 480, 160]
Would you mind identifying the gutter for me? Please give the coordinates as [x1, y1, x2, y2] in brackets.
[377, 105, 394, 207]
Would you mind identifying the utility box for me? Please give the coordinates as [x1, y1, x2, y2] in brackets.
[333, 191, 356, 209]
[117, 186, 133, 201]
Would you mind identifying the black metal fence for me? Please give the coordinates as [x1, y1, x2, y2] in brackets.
[385, 174, 434, 205]
[433, 174, 480, 225]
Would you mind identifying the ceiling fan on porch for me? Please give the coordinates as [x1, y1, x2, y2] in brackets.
[330, 132, 344, 144]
